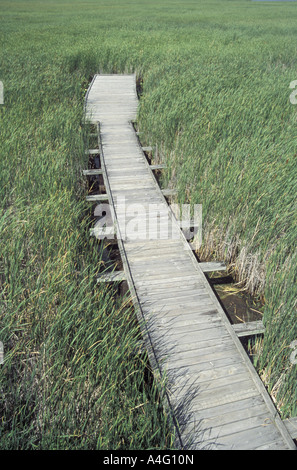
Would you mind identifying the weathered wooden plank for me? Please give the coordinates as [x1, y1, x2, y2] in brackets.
[139, 291, 210, 306]
[254, 440, 292, 450]
[201, 417, 282, 449]
[110, 185, 162, 194]
[180, 398, 276, 448]
[164, 353, 245, 376]
[128, 260, 193, 271]
[162, 322, 230, 343]
[133, 270, 201, 289]
[126, 242, 187, 256]
[106, 164, 147, 171]
[162, 188, 177, 197]
[90, 226, 115, 238]
[170, 363, 249, 395]
[86, 194, 109, 202]
[170, 376, 258, 409]
[133, 274, 199, 286]
[163, 342, 238, 371]
[108, 183, 156, 190]
[153, 309, 222, 327]
[96, 271, 126, 282]
[108, 174, 149, 181]
[138, 280, 208, 295]
[199, 261, 226, 272]
[82, 169, 103, 176]
[194, 423, 290, 450]
[163, 334, 233, 360]
[107, 168, 149, 175]
[127, 249, 191, 262]
[150, 164, 167, 170]
[136, 281, 205, 295]
[85, 149, 100, 155]
[232, 320, 265, 337]
[154, 320, 226, 342]
[123, 238, 183, 248]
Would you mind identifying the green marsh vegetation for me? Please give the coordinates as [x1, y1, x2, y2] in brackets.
[1, 0, 297, 448]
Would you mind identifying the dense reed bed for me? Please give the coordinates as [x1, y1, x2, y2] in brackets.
[1, 0, 296, 448]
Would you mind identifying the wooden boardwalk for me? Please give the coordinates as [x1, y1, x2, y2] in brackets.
[85, 74, 296, 450]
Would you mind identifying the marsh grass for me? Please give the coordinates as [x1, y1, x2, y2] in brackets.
[1, 0, 297, 449]
[0, 8, 175, 447]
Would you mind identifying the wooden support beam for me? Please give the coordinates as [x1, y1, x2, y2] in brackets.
[150, 164, 167, 170]
[90, 226, 115, 239]
[162, 188, 177, 197]
[199, 261, 226, 272]
[142, 146, 153, 152]
[86, 194, 109, 202]
[283, 417, 297, 440]
[82, 169, 103, 176]
[232, 320, 265, 338]
[179, 220, 200, 229]
[85, 149, 100, 155]
[97, 271, 126, 282]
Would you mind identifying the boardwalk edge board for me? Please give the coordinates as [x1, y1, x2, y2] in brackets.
[232, 320, 265, 338]
[82, 169, 103, 176]
[84, 74, 296, 450]
[199, 261, 226, 272]
[284, 417, 297, 440]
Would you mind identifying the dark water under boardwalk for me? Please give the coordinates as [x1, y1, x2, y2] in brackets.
[213, 283, 263, 324]
[201, 267, 263, 325]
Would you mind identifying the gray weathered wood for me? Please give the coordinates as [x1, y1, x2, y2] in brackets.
[84, 74, 296, 451]
[90, 226, 115, 239]
[162, 188, 177, 197]
[82, 169, 103, 176]
[85, 149, 100, 155]
[86, 194, 109, 202]
[232, 320, 265, 337]
[150, 164, 167, 170]
[97, 271, 126, 282]
[199, 261, 226, 272]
